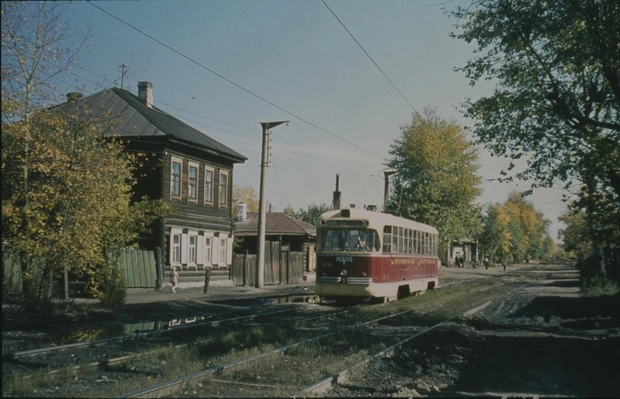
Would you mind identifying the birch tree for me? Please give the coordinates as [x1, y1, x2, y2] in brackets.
[2, 2, 169, 309]
[386, 107, 482, 250]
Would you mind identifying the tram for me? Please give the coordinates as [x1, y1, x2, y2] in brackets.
[315, 208, 439, 303]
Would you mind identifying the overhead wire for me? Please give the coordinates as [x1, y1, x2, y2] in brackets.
[87, 1, 385, 160]
[321, 0, 416, 112]
[24, 5, 385, 205]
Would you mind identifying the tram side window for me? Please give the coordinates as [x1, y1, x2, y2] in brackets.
[407, 229, 413, 254]
[383, 226, 392, 253]
[392, 226, 399, 253]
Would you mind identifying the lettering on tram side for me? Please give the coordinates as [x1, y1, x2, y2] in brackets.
[390, 258, 437, 266]
[336, 256, 353, 265]
[322, 262, 333, 268]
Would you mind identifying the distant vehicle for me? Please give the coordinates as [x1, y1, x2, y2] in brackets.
[315, 208, 439, 303]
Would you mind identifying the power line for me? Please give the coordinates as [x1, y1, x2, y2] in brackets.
[87, 1, 384, 160]
[321, 0, 416, 112]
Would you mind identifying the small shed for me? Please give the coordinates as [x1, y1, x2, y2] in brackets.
[234, 212, 317, 272]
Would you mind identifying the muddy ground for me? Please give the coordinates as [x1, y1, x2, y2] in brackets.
[328, 266, 620, 397]
[3, 264, 620, 397]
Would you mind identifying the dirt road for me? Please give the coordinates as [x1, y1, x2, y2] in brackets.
[327, 264, 620, 397]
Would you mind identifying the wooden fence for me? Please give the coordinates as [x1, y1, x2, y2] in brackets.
[109, 248, 159, 288]
[231, 242, 304, 286]
[2, 247, 161, 295]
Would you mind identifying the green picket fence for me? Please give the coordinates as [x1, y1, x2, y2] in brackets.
[108, 248, 158, 288]
[2, 247, 158, 295]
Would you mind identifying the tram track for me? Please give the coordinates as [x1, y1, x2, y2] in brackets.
[6, 269, 510, 377]
[5, 306, 349, 380]
[297, 281, 534, 397]
[3, 267, 543, 398]
[113, 276, 522, 398]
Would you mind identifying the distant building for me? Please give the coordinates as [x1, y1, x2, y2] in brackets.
[234, 212, 317, 271]
[56, 82, 247, 271]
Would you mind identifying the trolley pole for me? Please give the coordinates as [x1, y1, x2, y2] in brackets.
[256, 121, 288, 288]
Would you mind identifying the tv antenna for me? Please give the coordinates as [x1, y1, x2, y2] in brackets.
[119, 64, 128, 89]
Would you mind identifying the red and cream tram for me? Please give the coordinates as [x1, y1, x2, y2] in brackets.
[315, 208, 439, 303]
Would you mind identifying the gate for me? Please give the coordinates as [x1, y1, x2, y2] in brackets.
[231, 241, 304, 286]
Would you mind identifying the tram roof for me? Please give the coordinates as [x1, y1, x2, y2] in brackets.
[318, 209, 438, 235]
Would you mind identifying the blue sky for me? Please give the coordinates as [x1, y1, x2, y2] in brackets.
[52, 0, 567, 241]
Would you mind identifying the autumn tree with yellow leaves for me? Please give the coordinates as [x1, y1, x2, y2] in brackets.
[2, 2, 169, 310]
[386, 107, 482, 251]
[480, 193, 555, 265]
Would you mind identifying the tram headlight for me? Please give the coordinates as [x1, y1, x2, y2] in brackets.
[362, 272, 367, 277]
[340, 269, 347, 277]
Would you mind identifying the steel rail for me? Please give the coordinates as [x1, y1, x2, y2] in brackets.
[116, 281, 496, 399]
[295, 281, 534, 397]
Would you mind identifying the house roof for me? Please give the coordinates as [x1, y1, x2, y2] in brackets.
[53, 88, 247, 163]
[235, 212, 316, 238]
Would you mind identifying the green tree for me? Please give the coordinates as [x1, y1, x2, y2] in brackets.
[296, 203, 332, 225]
[479, 203, 512, 264]
[1, 2, 169, 309]
[558, 211, 591, 262]
[386, 107, 482, 250]
[539, 236, 557, 262]
[504, 192, 549, 263]
[451, 0, 620, 282]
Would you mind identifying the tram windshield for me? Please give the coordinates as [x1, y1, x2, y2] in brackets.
[317, 229, 380, 252]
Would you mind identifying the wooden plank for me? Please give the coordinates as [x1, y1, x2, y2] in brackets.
[246, 254, 256, 287]
[125, 249, 135, 287]
[137, 250, 146, 287]
[271, 241, 279, 285]
[133, 249, 142, 287]
[141, 250, 150, 287]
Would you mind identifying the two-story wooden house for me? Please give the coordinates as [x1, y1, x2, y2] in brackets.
[61, 82, 247, 271]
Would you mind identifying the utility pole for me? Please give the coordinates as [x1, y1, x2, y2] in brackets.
[119, 64, 127, 89]
[256, 121, 289, 288]
[332, 174, 341, 210]
[383, 169, 397, 211]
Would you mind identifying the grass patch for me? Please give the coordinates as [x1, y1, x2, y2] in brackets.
[581, 276, 620, 296]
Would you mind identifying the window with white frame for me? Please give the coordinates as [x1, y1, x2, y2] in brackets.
[219, 238, 227, 266]
[188, 162, 198, 201]
[171, 233, 181, 265]
[218, 170, 228, 208]
[204, 167, 214, 205]
[204, 236, 212, 266]
[188, 234, 197, 264]
[171, 158, 182, 198]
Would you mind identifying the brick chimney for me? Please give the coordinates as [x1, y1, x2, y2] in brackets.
[66, 92, 84, 102]
[137, 81, 153, 108]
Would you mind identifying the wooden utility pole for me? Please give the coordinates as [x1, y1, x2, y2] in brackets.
[256, 121, 288, 288]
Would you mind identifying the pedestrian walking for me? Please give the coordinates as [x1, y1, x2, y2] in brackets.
[170, 266, 179, 293]
[484, 256, 489, 270]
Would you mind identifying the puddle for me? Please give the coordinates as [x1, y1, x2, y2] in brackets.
[271, 295, 320, 304]
[209, 294, 319, 307]
[560, 318, 618, 331]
